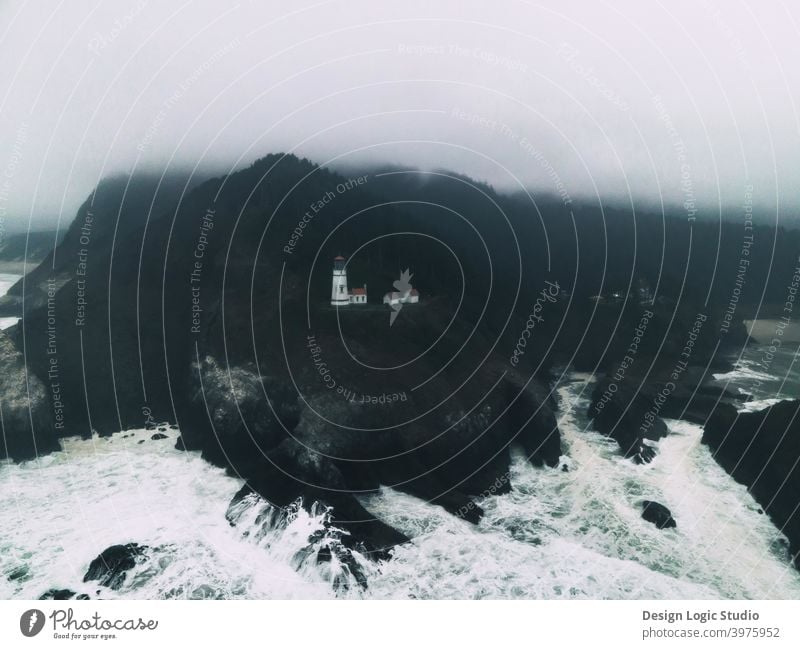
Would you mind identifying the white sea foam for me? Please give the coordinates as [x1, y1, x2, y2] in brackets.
[0, 428, 354, 599]
[713, 366, 778, 384]
[0, 273, 20, 296]
[1, 379, 799, 599]
[362, 377, 800, 599]
[0, 273, 21, 330]
[738, 398, 783, 413]
[713, 345, 798, 405]
[0, 316, 19, 330]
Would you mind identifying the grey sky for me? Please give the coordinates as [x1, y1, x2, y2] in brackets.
[1, 0, 798, 233]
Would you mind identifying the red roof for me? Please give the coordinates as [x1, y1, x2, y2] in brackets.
[351, 288, 366, 295]
[334, 255, 345, 261]
[409, 288, 419, 295]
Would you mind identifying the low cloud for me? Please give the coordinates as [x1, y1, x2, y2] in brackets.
[0, 0, 798, 231]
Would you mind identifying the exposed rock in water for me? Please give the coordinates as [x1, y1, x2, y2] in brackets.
[227, 472, 407, 561]
[0, 331, 58, 462]
[589, 366, 742, 464]
[225, 489, 373, 591]
[308, 531, 370, 593]
[580, 304, 746, 463]
[703, 400, 800, 568]
[502, 373, 562, 468]
[83, 543, 148, 590]
[6, 565, 31, 582]
[641, 500, 677, 529]
[39, 589, 90, 600]
[590, 377, 664, 463]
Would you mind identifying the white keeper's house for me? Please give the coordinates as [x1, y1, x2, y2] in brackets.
[382, 288, 419, 305]
[330, 256, 367, 306]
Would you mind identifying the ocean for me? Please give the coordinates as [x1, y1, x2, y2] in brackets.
[1, 300, 799, 598]
[0, 273, 21, 331]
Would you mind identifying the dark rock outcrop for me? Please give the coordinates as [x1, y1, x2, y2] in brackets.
[83, 543, 148, 590]
[641, 500, 677, 529]
[587, 307, 744, 464]
[703, 400, 800, 566]
[181, 356, 299, 468]
[309, 531, 370, 592]
[39, 588, 90, 600]
[226, 490, 373, 590]
[502, 373, 561, 468]
[0, 331, 58, 461]
[176, 283, 562, 549]
[228, 459, 408, 559]
[589, 373, 742, 464]
[7, 565, 30, 582]
[591, 377, 664, 463]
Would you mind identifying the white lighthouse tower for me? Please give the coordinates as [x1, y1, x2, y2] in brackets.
[330, 255, 349, 306]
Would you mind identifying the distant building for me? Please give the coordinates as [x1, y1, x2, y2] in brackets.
[350, 286, 367, 304]
[330, 256, 368, 306]
[636, 277, 653, 304]
[383, 288, 419, 305]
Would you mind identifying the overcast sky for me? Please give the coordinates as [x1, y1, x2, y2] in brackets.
[1, 0, 799, 232]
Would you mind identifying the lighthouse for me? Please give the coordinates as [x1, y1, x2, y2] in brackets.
[330, 256, 350, 306]
[330, 256, 368, 306]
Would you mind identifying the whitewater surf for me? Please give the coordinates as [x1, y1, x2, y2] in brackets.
[2, 373, 797, 599]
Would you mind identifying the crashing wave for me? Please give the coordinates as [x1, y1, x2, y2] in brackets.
[225, 491, 376, 594]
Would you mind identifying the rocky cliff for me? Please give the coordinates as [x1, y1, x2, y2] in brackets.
[0, 331, 57, 461]
[703, 400, 800, 566]
[5, 155, 562, 552]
